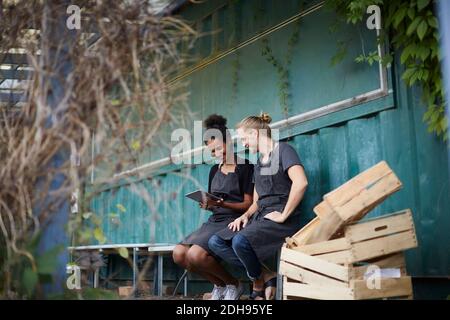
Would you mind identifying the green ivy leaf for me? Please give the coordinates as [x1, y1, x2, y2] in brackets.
[407, 17, 422, 36]
[82, 212, 93, 220]
[417, 0, 430, 11]
[418, 46, 430, 61]
[23, 268, 38, 296]
[116, 204, 126, 213]
[131, 140, 141, 151]
[440, 117, 448, 132]
[94, 227, 106, 244]
[428, 16, 438, 29]
[36, 245, 64, 275]
[117, 247, 129, 259]
[401, 44, 415, 64]
[381, 54, 393, 67]
[393, 7, 407, 28]
[417, 20, 428, 40]
[402, 68, 416, 82]
[407, 7, 416, 20]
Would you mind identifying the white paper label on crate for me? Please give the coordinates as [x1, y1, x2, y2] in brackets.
[364, 267, 401, 280]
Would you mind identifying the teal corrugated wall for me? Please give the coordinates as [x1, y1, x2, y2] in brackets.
[87, 0, 450, 277]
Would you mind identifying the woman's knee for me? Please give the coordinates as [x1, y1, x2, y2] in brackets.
[172, 245, 188, 267]
[186, 245, 209, 267]
[208, 234, 225, 252]
[231, 233, 249, 253]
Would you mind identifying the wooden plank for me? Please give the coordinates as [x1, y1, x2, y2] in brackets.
[293, 237, 351, 255]
[351, 230, 418, 263]
[364, 252, 406, 266]
[351, 276, 413, 300]
[313, 200, 334, 219]
[291, 216, 321, 245]
[280, 247, 350, 282]
[352, 265, 407, 280]
[316, 231, 416, 265]
[285, 237, 297, 248]
[324, 161, 392, 207]
[315, 249, 354, 265]
[303, 210, 345, 245]
[283, 281, 354, 300]
[283, 277, 309, 300]
[279, 260, 348, 287]
[345, 209, 414, 243]
[351, 253, 406, 279]
[331, 172, 402, 222]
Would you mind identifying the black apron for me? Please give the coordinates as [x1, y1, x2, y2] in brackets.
[180, 165, 243, 254]
[215, 144, 302, 262]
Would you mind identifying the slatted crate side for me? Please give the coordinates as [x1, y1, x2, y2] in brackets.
[314, 230, 418, 265]
[323, 161, 392, 207]
[282, 276, 354, 300]
[351, 276, 413, 300]
[280, 246, 351, 282]
[289, 216, 321, 246]
[350, 252, 407, 279]
[313, 200, 334, 219]
[326, 171, 402, 223]
[290, 237, 352, 256]
[280, 250, 413, 300]
[282, 277, 309, 300]
[289, 200, 341, 247]
[279, 260, 349, 288]
[291, 210, 418, 265]
[282, 275, 413, 300]
[344, 209, 415, 243]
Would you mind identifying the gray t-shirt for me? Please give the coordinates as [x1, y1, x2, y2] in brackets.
[254, 142, 303, 209]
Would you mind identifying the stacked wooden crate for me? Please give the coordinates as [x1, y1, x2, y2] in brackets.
[281, 161, 418, 300]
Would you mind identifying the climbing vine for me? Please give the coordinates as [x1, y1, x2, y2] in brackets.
[231, 52, 241, 108]
[260, 7, 302, 118]
[327, 0, 447, 140]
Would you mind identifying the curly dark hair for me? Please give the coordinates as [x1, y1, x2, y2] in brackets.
[203, 114, 229, 143]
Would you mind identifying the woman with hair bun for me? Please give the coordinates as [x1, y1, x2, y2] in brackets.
[172, 114, 254, 300]
[208, 112, 308, 300]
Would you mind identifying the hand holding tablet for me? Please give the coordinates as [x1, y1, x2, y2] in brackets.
[185, 190, 223, 203]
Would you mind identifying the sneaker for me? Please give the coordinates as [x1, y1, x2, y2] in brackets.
[223, 282, 244, 300]
[209, 285, 226, 300]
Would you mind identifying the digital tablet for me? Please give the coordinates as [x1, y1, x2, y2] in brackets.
[185, 190, 223, 203]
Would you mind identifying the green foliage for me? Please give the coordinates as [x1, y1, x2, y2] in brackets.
[117, 247, 129, 259]
[1, 233, 65, 298]
[257, 1, 305, 118]
[116, 203, 127, 213]
[330, 40, 348, 66]
[231, 52, 241, 108]
[327, 0, 448, 140]
[260, 19, 301, 118]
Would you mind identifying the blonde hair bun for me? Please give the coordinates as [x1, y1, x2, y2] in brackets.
[259, 112, 272, 124]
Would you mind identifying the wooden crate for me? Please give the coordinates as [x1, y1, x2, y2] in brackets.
[292, 210, 417, 264]
[282, 275, 413, 300]
[280, 248, 414, 300]
[323, 161, 402, 223]
[280, 210, 417, 300]
[287, 161, 403, 247]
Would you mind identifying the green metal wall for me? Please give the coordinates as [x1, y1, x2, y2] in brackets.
[87, 0, 450, 277]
